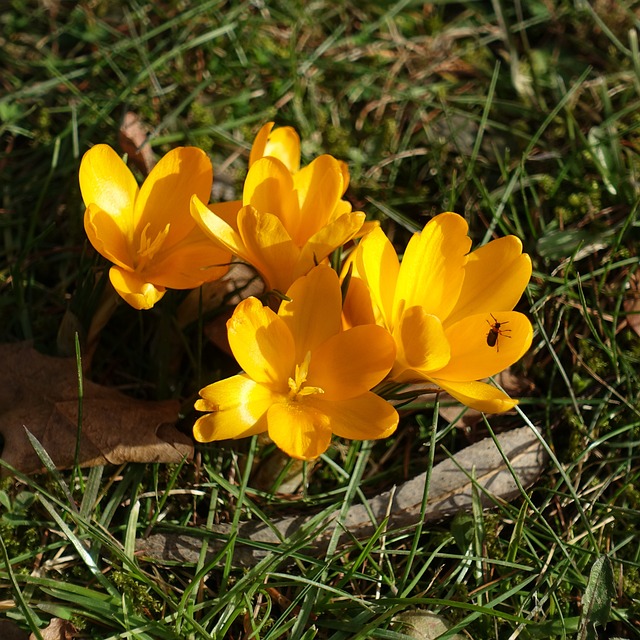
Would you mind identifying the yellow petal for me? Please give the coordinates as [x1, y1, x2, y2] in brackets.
[191, 195, 247, 258]
[342, 276, 377, 329]
[108, 266, 165, 310]
[143, 226, 231, 289]
[394, 212, 471, 325]
[431, 378, 518, 413]
[84, 203, 132, 270]
[279, 265, 342, 363]
[294, 211, 366, 282]
[392, 307, 450, 373]
[307, 325, 395, 401]
[79, 145, 138, 234]
[193, 374, 274, 441]
[435, 311, 533, 381]
[337, 159, 350, 195]
[445, 236, 532, 327]
[267, 401, 332, 460]
[208, 199, 242, 231]
[243, 157, 299, 233]
[236, 205, 300, 293]
[227, 297, 295, 390]
[134, 147, 212, 244]
[313, 393, 398, 441]
[250, 122, 301, 174]
[293, 155, 344, 244]
[353, 226, 399, 331]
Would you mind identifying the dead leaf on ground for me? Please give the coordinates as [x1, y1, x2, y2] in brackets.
[392, 611, 466, 640]
[29, 618, 76, 640]
[138, 426, 547, 566]
[0, 343, 192, 476]
[119, 111, 155, 176]
[623, 270, 640, 337]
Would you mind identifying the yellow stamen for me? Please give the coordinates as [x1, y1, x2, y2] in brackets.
[287, 351, 324, 400]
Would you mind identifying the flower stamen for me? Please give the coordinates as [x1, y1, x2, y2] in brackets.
[288, 351, 324, 400]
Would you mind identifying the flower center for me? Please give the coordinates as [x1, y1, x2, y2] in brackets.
[288, 351, 324, 400]
[136, 222, 170, 269]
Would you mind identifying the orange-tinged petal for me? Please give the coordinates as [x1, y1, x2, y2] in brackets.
[79, 145, 138, 239]
[267, 401, 332, 460]
[227, 297, 295, 390]
[84, 203, 132, 270]
[191, 195, 247, 258]
[307, 325, 396, 401]
[342, 276, 377, 329]
[134, 147, 212, 244]
[143, 226, 231, 289]
[313, 393, 398, 441]
[236, 205, 300, 293]
[108, 266, 165, 310]
[193, 374, 274, 441]
[430, 378, 519, 413]
[435, 311, 533, 381]
[293, 155, 344, 244]
[250, 122, 301, 174]
[394, 212, 471, 325]
[243, 157, 299, 233]
[337, 159, 350, 195]
[392, 307, 450, 373]
[353, 226, 399, 331]
[294, 211, 366, 282]
[208, 199, 242, 231]
[279, 265, 342, 362]
[445, 236, 532, 327]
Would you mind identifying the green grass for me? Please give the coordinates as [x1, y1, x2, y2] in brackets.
[2, 0, 640, 638]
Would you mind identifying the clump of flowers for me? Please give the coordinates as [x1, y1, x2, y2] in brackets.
[80, 123, 534, 459]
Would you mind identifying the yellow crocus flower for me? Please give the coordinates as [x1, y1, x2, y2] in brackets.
[345, 212, 533, 413]
[193, 265, 398, 460]
[190, 123, 364, 294]
[79, 144, 230, 309]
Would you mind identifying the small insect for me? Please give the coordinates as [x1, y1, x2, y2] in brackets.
[486, 314, 511, 351]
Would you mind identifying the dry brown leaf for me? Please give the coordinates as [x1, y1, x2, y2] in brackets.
[138, 426, 547, 566]
[0, 619, 29, 640]
[0, 343, 192, 476]
[392, 611, 466, 640]
[623, 271, 640, 337]
[29, 618, 76, 640]
[118, 111, 155, 176]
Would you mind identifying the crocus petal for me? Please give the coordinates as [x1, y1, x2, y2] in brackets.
[293, 155, 344, 244]
[191, 195, 247, 258]
[392, 307, 451, 373]
[227, 297, 295, 391]
[143, 226, 231, 289]
[394, 212, 471, 325]
[353, 226, 399, 331]
[295, 211, 366, 282]
[307, 325, 395, 401]
[108, 266, 165, 310]
[236, 205, 300, 293]
[445, 236, 532, 327]
[313, 393, 399, 441]
[84, 203, 132, 270]
[435, 311, 533, 381]
[279, 265, 342, 362]
[342, 276, 377, 329]
[250, 122, 301, 173]
[430, 378, 519, 413]
[134, 147, 212, 244]
[79, 144, 138, 238]
[243, 157, 299, 233]
[208, 199, 242, 231]
[193, 374, 274, 441]
[267, 401, 332, 460]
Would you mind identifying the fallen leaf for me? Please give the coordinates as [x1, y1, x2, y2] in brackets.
[138, 426, 547, 565]
[623, 271, 640, 337]
[118, 111, 155, 176]
[392, 611, 467, 640]
[0, 619, 29, 640]
[0, 343, 192, 476]
[30, 618, 76, 640]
